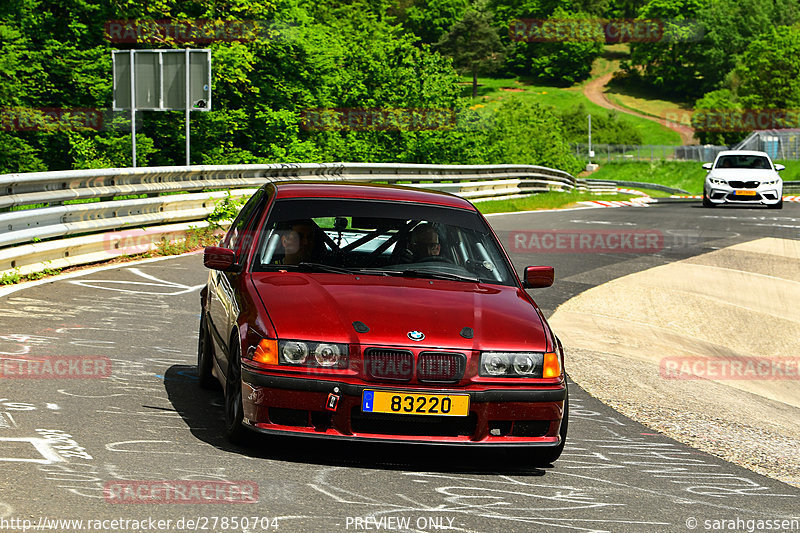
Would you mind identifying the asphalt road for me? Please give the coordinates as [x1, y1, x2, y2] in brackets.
[0, 201, 798, 533]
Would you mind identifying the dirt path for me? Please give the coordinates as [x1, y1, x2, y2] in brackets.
[584, 72, 697, 145]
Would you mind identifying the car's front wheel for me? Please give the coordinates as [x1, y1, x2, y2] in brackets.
[768, 198, 784, 210]
[531, 384, 569, 467]
[702, 190, 714, 208]
[197, 315, 215, 389]
[224, 340, 248, 444]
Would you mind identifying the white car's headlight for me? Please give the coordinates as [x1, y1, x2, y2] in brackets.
[709, 178, 727, 186]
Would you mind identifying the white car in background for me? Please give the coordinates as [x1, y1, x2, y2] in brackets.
[702, 150, 784, 209]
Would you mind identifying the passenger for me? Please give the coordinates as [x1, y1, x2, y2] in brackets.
[409, 223, 441, 261]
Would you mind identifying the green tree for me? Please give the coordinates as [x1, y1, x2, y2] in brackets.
[691, 89, 746, 146]
[395, 0, 470, 44]
[436, 2, 506, 98]
[483, 96, 581, 172]
[735, 25, 800, 109]
[622, 0, 710, 97]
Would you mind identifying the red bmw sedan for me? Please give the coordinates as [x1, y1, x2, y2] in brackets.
[199, 181, 568, 464]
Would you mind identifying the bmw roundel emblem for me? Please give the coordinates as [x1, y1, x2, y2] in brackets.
[407, 330, 425, 341]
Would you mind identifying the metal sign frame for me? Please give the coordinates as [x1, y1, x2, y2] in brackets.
[112, 49, 212, 167]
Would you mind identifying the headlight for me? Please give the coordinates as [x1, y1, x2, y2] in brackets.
[709, 178, 727, 186]
[480, 352, 551, 377]
[314, 343, 342, 367]
[281, 341, 309, 364]
[278, 340, 348, 368]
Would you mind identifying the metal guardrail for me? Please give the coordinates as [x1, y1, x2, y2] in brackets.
[1, 162, 587, 276]
[583, 179, 690, 195]
[785, 181, 800, 194]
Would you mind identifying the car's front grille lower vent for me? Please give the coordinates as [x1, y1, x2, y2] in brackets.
[364, 348, 414, 381]
[417, 352, 466, 383]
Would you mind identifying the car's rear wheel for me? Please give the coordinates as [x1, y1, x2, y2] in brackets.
[197, 315, 215, 389]
[224, 340, 247, 444]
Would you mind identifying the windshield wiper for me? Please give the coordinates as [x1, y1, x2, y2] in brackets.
[397, 269, 480, 283]
[296, 262, 356, 275]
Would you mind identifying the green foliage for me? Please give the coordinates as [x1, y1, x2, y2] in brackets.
[436, 2, 506, 98]
[0, 0, 582, 176]
[0, 269, 22, 285]
[481, 96, 582, 173]
[621, 0, 709, 97]
[691, 89, 747, 146]
[395, 0, 470, 43]
[736, 25, 800, 109]
[560, 103, 643, 144]
[505, 8, 604, 85]
[208, 192, 249, 229]
[153, 227, 221, 256]
[622, 0, 799, 99]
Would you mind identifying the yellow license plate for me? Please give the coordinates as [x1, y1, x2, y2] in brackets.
[361, 390, 469, 417]
[733, 190, 757, 196]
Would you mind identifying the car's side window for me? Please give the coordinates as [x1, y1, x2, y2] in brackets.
[222, 188, 267, 254]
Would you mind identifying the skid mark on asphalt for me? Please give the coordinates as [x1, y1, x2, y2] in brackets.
[68, 267, 204, 295]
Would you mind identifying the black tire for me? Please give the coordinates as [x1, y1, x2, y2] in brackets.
[224, 340, 248, 444]
[532, 383, 569, 467]
[768, 198, 784, 210]
[197, 315, 215, 390]
[702, 191, 714, 208]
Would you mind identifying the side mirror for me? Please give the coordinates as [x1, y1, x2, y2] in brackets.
[523, 266, 554, 289]
[775, 164, 785, 171]
[204, 246, 239, 271]
[702, 163, 712, 171]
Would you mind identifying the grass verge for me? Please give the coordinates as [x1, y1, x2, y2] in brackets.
[476, 190, 661, 214]
[586, 161, 705, 194]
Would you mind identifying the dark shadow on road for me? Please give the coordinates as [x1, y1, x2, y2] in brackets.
[163, 364, 550, 477]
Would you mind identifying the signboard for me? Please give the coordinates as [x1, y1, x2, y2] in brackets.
[112, 49, 211, 111]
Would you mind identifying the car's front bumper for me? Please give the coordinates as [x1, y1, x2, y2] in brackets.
[705, 182, 783, 205]
[240, 369, 566, 446]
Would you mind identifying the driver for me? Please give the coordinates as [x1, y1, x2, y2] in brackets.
[277, 219, 316, 265]
[409, 223, 441, 261]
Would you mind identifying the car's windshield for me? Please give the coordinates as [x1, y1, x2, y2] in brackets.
[715, 155, 772, 169]
[253, 198, 516, 285]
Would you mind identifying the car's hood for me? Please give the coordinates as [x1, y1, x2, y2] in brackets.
[707, 168, 780, 181]
[250, 272, 548, 352]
